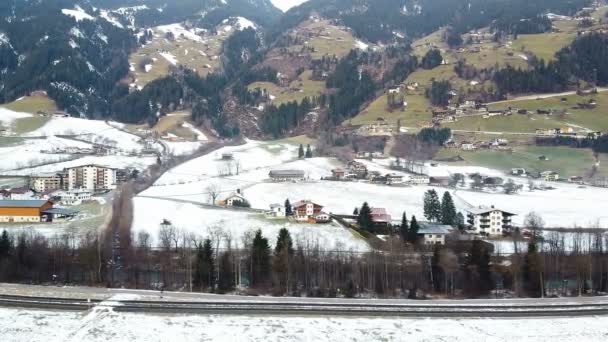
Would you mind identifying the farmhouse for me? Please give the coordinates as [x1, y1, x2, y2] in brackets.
[541, 171, 560, 182]
[0, 200, 53, 223]
[67, 165, 118, 191]
[57, 189, 93, 206]
[1, 187, 34, 200]
[269, 169, 306, 182]
[386, 174, 405, 185]
[347, 161, 368, 178]
[466, 206, 516, 236]
[267, 203, 286, 218]
[331, 168, 347, 180]
[370, 208, 392, 228]
[223, 192, 249, 207]
[292, 200, 324, 222]
[418, 222, 452, 245]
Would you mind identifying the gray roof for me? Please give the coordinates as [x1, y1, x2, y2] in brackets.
[466, 207, 516, 216]
[0, 200, 50, 208]
[269, 170, 305, 177]
[418, 222, 452, 235]
[42, 208, 78, 216]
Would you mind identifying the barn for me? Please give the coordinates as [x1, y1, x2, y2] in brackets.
[0, 200, 54, 223]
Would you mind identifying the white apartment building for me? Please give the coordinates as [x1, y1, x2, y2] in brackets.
[30, 173, 66, 193]
[67, 165, 117, 191]
[466, 206, 516, 236]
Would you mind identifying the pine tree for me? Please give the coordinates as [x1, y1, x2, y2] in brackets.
[274, 228, 294, 257]
[305, 144, 313, 158]
[523, 240, 543, 297]
[251, 230, 271, 288]
[284, 199, 293, 216]
[194, 239, 215, 291]
[0, 230, 11, 258]
[424, 190, 442, 222]
[298, 144, 304, 158]
[217, 252, 234, 293]
[399, 212, 409, 242]
[357, 202, 374, 233]
[273, 228, 294, 294]
[407, 215, 420, 243]
[440, 191, 457, 226]
[353, 207, 359, 215]
[456, 212, 466, 229]
[464, 240, 493, 297]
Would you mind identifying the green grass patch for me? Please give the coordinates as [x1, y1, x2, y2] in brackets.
[13, 116, 50, 134]
[488, 92, 608, 132]
[129, 29, 226, 88]
[350, 93, 432, 126]
[2, 95, 58, 114]
[0, 137, 24, 147]
[511, 32, 576, 62]
[436, 146, 608, 178]
[248, 70, 325, 105]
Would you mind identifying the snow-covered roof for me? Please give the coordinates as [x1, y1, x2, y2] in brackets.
[466, 206, 516, 216]
[418, 222, 452, 235]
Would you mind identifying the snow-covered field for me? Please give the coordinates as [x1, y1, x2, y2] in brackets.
[2, 306, 608, 342]
[1, 154, 157, 176]
[138, 140, 608, 232]
[24, 117, 144, 152]
[0, 108, 31, 131]
[132, 198, 369, 251]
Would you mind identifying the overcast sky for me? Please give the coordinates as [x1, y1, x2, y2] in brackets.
[271, 0, 309, 12]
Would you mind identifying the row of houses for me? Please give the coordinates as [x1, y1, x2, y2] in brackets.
[447, 138, 510, 151]
[29, 164, 126, 193]
[535, 127, 602, 139]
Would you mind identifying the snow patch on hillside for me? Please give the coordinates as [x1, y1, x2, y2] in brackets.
[61, 6, 95, 22]
[100, 10, 124, 28]
[156, 23, 203, 42]
[159, 52, 178, 65]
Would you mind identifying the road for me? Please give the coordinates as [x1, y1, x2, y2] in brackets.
[489, 87, 608, 105]
[1, 283, 608, 317]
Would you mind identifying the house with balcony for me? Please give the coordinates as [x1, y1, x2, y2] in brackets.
[466, 206, 516, 236]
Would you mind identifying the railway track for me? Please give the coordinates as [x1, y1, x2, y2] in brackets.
[2, 294, 608, 317]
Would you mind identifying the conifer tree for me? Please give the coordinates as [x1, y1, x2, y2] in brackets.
[298, 144, 304, 158]
[407, 215, 420, 243]
[305, 144, 313, 158]
[0, 230, 11, 258]
[251, 230, 271, 288]
[284, 199, 293, 216]
[424, 190, 442, 222]
[399, 212, 409, 242]
[357, 202, 374, 233]
[194, 239, 215, 291]
[523, 240, 543, 297]
[440, 191, 457, 226]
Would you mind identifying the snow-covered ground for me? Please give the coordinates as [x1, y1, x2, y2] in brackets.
[138, 140, 608, 229]
[2, 306, 608, 342]
[24, 117, 144, 152]
[0, 108, 31, 131]
[0, 136, 93, 172]
[132, 198, 369, 251]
